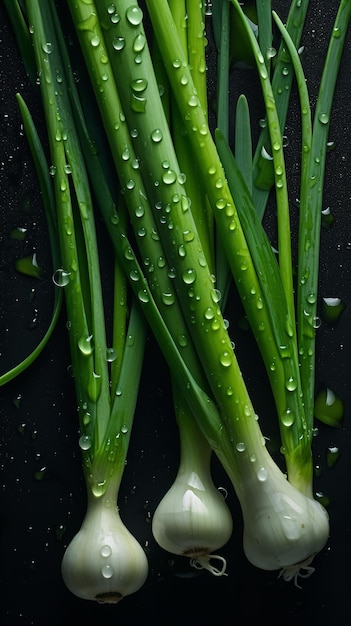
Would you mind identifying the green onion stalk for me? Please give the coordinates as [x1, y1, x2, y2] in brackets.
[0, 4, 63, 386]
[22, 0, 148, 603]
[67, 0, 329, 581]
[144, 0, 312, 497]
[66, 0, 234, 574]
[151, 0, 233, 575]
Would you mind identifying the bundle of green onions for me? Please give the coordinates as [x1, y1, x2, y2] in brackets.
[3, 0, 350, 602]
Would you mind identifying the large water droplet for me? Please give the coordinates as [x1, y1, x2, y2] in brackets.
[151, 128, 163, 143]
[219, 351, 232, 367]
[126, 6, 143, 26]
[100, 544, 112, 558]
[79, 434, 92, 450]
[182, 268, 196, 284]
[101, 564, 114, 579]
[78, 335, 94, 356]
[281, 409, 295, 427]
[257, 467, 268, 482]
[52, 268, 70, 287]
[318, 112, 329, 125]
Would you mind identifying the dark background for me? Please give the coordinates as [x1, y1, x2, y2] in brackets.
[1, 1, 351, 624]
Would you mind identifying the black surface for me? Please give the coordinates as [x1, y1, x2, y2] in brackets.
[1, 2, 351, 625]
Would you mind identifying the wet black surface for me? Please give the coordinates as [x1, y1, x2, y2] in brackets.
[1, 2, 351, 624]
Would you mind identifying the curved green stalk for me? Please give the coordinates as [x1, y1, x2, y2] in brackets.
[296, 0, 351, 423]
[252, 0, 310, 218]
[0, 93, 62, 387]
[231, 0, 294, 325]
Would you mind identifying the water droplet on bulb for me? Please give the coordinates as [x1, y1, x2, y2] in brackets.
[101, 564, 114, 579]
[257, 467, 268, 482]
[101, 544, 112, 558]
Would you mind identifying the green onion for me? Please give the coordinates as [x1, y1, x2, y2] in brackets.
[22, 0, 148, 603]
[67, 0, 330, 579]
[295, 0, 351, 424]
[4, 0, 347, 594]
[0, 82, 63, 386]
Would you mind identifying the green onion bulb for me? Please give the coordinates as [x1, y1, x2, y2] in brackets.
[61, 490, 148, 603]
[234, 445, 329, 585]
[152, 465, 233, 576]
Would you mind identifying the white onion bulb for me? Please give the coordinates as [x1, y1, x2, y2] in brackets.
[62, 491, 148, 603]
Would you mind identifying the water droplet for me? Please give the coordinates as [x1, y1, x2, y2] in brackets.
[52, 268, 70, 287]
[257, 467, 268, 482]
[106, 347, 118, 362]
[131, 78, 148, 93]
[126, 5, 143, 26]
[121, 147, 130, 161]
[181, 195, 191, 212]
[90, 34, 100, 48]
[182, 268, 196, 284]
[101, 544, 112, 558]
[162, 169, 177, 185]
[133, 33, 146, 53]
[138, 289, 149, 303]
[312, 316, 322, 329]
[121, 424, 128, 434]
[215, 198, 226, 210]
[258, 64, 268, 80]
[131, 94, 146, 113]
[112, 36, 125, 51]
[151, 128, 163, 143]
[219, 351, 232, 367]
[78, 335, 93, 356]
[42, 42, 53, 54]
[281, 409, 295, 427]
[135, 205, 144, 218]
[101, 564, 114, 579]
[204, 307, 215, 320]
[236, 442, 246, 452]
[306, 293, 316, 304]
[92, 480, 107, 497]
[318, 112, 329, 125]
[177, 333, 188, 347]
[83, 412, 91, 426]
[79, 434, 92, 450]
[285, 376, 297, 392]
[161, 292, 175, 306]
[187, 94, 198, 107]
